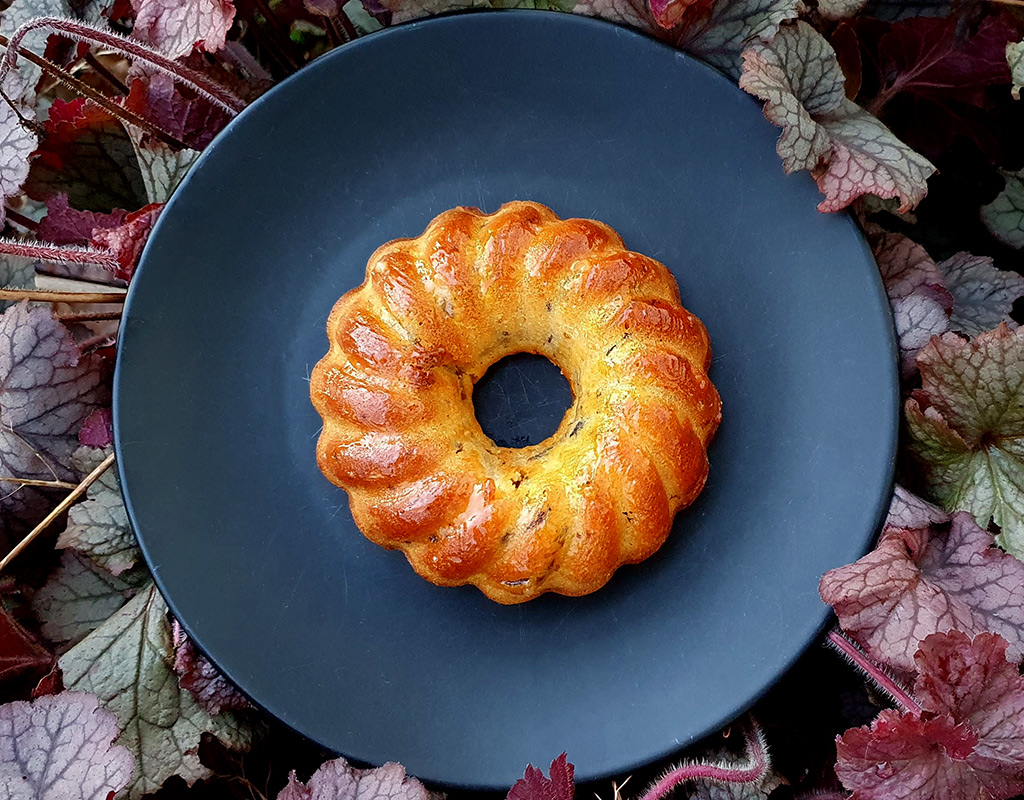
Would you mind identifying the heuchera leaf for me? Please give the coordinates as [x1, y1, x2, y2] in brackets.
[277, 757, 435, 800]
[868, 229, 952, 376]
[59, 584, 253, 799]
[740, 21, 935, 212]
[56, 447, 140, 576]
[0, 691, 134, 800]
[123, 71, 231, 151]
[0, 303, 107, 544]
[676, 0, 799, 79]
[860, 14, 1017, 160]
[0, 255, 37, 311]
[0, 605, 51, 685]
[36, 194, 127, 246]
[935, 253, 1024, 338]
[0, 99, 38, 230]
[507, 753, 575, 800]
[648, 0, 706, 30]
[131, 142, 198, 204]
[886, 484, 948, 530]
[380, 0, 573, 25]
[32, 551, 147, 647]
[816, 0, 867, 21]
[0, 0, 73, 108]
[836, 632, 1024, 800]
[1009, 39, 1024, 100]
[131, 0, 237, 60]
[570, 0, 648, 30]
[89, 203, 163, 281]
[78, 408, 113, 448]
[905, 325, 1024, 559]
[171, 621, 249, 716]
[981, 170, 1024, 250]
[26, 98, 147, 213]
[820, 512, 1024, 673]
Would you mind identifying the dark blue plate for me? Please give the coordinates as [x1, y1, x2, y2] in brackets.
[114, 11, 897, 790]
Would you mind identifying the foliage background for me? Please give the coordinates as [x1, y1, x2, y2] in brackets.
[0, 0, 1023, 799]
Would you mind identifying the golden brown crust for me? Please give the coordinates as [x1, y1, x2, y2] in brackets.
[310, 201, 721, 604]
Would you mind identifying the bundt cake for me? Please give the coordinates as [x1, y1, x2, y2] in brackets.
[310, 201, 721, 604]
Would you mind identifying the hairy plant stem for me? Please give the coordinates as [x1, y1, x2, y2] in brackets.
[0, 237, 121, 270]
[0, 288, 126, 303]
[826, 629, 923, 715]
[0, 32, 187, 150]
[1, 17, 246, 114]
[0, 452, 115, 575]
[638, 719, 768, 800]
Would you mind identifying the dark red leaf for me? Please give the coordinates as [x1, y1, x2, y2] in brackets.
[853, 13, 1021, 160]
[90, 203, 163, 281]
[37, 194, 128, 246]
[31, 663, 64, 698]
[836, 632, 1024, 800]
[874, 15, 1013, 105]
[171, 621, 250, 716]
[507, 753, 574, 800]
[0, 604, 51, 685]
[123, 71, 232, 151]
[79, 408, 114, 448]
[831, 22, 862, 100]
[27, 98, 147, 213]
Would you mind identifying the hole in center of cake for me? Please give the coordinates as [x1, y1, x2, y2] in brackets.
[472, 353, 573, 448]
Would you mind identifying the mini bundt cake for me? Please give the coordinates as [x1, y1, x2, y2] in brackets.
[310, 201, 721, 604]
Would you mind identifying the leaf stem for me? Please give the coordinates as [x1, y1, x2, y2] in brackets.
[0, 237, 121, 270]
[638, 718, 768, 800]
[82, 51, 129, 95]
[4, 209, 37, 231]
[0, 289, 126, 303]
[0, 17, 246, 114]
[0, 452, 115, 575]
[0, 33, 187, 150]
[826, 629, 922, 715]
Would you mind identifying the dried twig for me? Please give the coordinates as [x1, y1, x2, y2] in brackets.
[57, 309, 123, 323]
[0, 289, 126, 303]
[0, 452, 115, 574]
[0, 476, 77, 489]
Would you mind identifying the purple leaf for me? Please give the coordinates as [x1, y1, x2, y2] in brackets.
[172, 621, 250, 716]
[0, 691, 134, 800]
[837, 632, 1024, 800]
[131, 0, 237, 59]
[277, 757, 435, 800]
[820, 513, 1024, 672]
[0, 303, 107, 545]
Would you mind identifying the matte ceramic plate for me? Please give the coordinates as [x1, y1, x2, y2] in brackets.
[114, 11, 898, 790]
